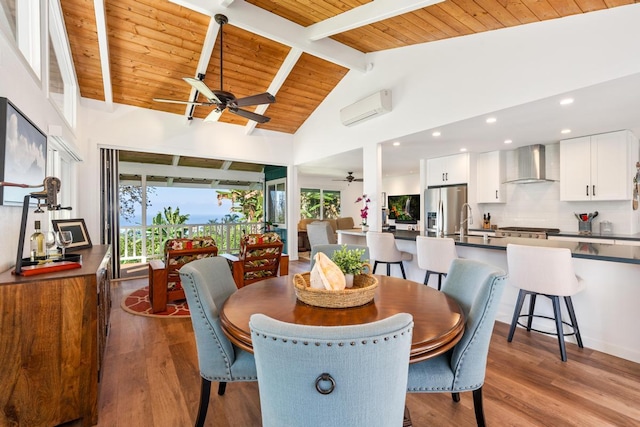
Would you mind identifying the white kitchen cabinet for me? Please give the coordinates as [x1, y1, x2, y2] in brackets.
[427, 153, 469, 186]
[477, 151, 506, 203]
[560, 130, 638, 201]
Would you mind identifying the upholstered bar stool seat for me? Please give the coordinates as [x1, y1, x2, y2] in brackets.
[506, 244, 585, 362]
[416, 236, 458, 290]
[366, 231, 412, 279]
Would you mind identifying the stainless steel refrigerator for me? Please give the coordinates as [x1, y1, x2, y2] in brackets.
[425, 184, 468, 236]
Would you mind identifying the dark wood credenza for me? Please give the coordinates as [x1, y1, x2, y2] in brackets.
[0, 245, 112, 427]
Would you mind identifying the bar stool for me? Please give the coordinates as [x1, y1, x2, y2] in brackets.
[366, 231, 412, 279]
[415, 236, 458, 290]
[506, 244, 585, 362]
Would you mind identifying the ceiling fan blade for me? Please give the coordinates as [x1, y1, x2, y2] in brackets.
[354, 178, 364, 182]
[204, 108, 223, 123]
[235, 92, 276, 107]
[153, 98, 211, 106]
[183, 77, 222, 104]
[229, 107, 271, 123]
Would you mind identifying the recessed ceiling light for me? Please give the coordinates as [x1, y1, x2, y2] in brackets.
[460, 148, 467, 152]
[560, 98, 574, 105]
[393, 141, 400, 146]
[561, 129, 571, 134]
[504, 139, 513, 144]
[486, 117, 497, 124]
[432, 131, 441, 137]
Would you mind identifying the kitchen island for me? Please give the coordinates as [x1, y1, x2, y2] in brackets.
[336, 229, 640, 363]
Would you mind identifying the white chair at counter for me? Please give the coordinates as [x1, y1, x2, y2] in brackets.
[506, 244, 585, 362]
[416, 236, 458, 290]
[366, 231, 412, 279]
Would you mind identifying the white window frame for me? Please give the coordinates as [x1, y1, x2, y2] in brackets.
[47, 0, 78, 128]
[16, 0, 41, 79]
[266, 178, 287, 228]
[47, 136, 80, 222]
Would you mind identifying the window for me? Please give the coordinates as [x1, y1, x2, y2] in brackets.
[301, 188, 341, 220]
[322, 190, 341, 219]
[267, 179, 286, 226]
[48, 0, 77, 127]
[0, 0, 41, 78]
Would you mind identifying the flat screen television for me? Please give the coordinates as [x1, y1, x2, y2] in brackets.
[388, 194, 419, 224]
[0, 97, 47, 206]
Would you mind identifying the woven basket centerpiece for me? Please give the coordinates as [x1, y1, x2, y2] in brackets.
[293, 271, 378, 308]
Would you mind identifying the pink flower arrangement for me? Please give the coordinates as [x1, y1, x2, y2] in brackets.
[355, 194, 371, 226]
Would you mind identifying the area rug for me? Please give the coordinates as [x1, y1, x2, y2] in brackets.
[121, 286, 190, 318]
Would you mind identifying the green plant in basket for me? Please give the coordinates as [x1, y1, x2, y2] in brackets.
[331, 245, 368, 275]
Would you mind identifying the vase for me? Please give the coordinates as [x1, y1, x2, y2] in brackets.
[361, 225, 369, 232]
[345, 273, 354, 288]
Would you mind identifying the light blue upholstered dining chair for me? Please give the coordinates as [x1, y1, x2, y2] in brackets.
[407, 258, 507, 427]
[250, 313, 414, 427]
[309, 243, 370, 270]
[179, 257, 257, 427]
[306, 220, 337, 248]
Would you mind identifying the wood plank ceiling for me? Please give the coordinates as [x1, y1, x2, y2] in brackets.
[60, 0, 637, 136]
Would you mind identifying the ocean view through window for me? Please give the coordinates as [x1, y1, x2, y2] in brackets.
[119, 186, 250, 226]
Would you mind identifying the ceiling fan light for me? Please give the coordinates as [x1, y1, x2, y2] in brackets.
[204, 109, 223, 122]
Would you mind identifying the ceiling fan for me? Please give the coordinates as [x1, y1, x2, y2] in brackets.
[153, 14, 275, 124]
[333, 172, 363, 183]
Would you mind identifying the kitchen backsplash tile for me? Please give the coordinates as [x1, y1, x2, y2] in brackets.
[478, 181, 639, 234]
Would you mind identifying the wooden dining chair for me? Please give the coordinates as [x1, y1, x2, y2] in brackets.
[148, 236, 218, 313]
[250, 312, 413, 427]
[225, 232, 288, 288]
[406, 259, 507, 427]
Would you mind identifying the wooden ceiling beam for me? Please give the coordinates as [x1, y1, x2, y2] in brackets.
[170, 0, 368, 72]
[305, 0, 444, 41]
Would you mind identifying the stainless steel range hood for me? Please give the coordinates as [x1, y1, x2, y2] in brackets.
[505, 144, 555, 184]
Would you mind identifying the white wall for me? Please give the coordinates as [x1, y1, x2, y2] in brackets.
[293, 4, 640, 166]
[76, 100, 296, 244]
[0, 29, 79, 272]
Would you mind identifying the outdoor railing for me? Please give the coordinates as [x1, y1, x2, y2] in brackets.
[120, 222, 263, 264]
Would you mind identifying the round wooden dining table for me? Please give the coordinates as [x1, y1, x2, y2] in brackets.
[220, 274, 465, 363]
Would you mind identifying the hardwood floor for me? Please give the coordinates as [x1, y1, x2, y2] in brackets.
[94, 260, 640, 426]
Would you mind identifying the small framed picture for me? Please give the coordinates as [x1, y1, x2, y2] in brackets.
[52, 218, 93, 251]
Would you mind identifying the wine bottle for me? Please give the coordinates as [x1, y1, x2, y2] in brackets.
[30, 220, 46, 261]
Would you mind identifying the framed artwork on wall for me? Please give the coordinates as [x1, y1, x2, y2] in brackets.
[52, 218, 93, 251]
[0, 97, 47, 206]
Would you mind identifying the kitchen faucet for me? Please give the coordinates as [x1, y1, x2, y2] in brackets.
[459, 203, 473, 239]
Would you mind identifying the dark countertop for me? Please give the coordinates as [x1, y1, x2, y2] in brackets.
[457, 236, 640, 265]
[388, 231, 640, 264]
[548, 231, 640, 241]
[391, 230, 421, 241]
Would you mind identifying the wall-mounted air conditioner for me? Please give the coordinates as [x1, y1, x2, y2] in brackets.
[340, 90, 392, 126]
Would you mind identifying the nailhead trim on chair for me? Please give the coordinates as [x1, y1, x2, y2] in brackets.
[251, 329, 412, 348]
